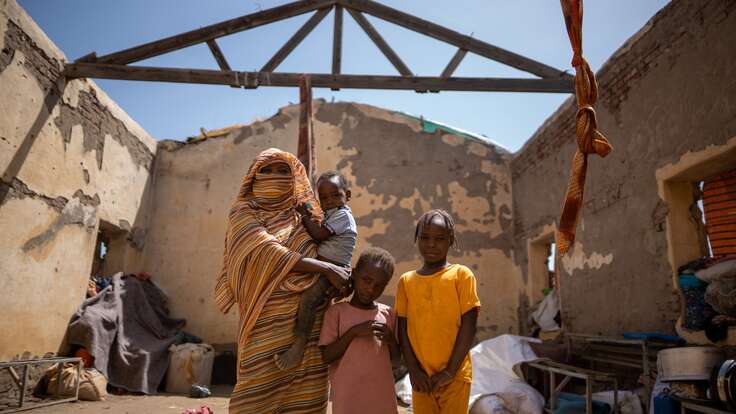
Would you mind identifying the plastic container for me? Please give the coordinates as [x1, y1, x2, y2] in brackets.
[166, 343, 215, 394]
[658, 346, 725, 381]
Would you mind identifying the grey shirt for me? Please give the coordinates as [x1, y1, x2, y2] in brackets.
[317, 205, 357, 266]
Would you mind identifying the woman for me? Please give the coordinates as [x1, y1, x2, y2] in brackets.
[215, 148, 350, 413]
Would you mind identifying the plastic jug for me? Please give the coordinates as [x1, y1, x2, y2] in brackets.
[166, 343, 215, 394]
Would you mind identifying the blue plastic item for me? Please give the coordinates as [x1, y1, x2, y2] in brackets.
[652, 394, 680, 414]
[622, 332, 684, 344]
[552, 392, 610, 414]
[679, 274, 706, 288]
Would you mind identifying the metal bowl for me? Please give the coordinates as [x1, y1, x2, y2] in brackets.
[658, 346, 725, 381]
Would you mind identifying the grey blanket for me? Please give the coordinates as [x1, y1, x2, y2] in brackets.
[59, 273, 185, 394]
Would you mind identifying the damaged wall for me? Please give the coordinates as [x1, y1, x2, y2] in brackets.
[144, 101, 521, 345]
[511, 0, 736, 335]
[0, 0, 157, 360]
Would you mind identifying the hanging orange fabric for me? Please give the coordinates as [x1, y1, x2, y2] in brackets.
[556, 0, 613, 256]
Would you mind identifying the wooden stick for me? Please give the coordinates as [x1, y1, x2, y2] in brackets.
[94, 0, 335, 65]
[332, 5, 343, 76]
[64, 63, 574, 93]
[261, 8, 332, 72]
[298, 75, 315, 179]
[206, 39, 231, 71]
[339, 0, 569, 79]
[347, 8, 412, 76]
[440, 48, 467, 78]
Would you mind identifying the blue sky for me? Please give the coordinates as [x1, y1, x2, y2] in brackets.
[19, 0, 668, 151]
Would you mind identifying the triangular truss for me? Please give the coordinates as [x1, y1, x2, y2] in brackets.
[64, 0, 574, 93]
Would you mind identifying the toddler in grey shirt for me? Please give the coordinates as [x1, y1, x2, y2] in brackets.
[275, 170, 357, 370]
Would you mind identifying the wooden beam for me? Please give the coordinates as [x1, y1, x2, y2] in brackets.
[64, 63, 574, 93]
[261, 8, 332, 72]
[347, 9, 412, 77]
[206, 39, 237, 88]
[94, 0, 335, 65]
[332, 5, 343, 76]
[206, 39, 231, 70]
[440, 48, 467, 78]
[338, 0, 569, 80]
[65, 63, 239, 86]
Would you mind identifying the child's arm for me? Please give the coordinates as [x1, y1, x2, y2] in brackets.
[320, 320, 379, 364]
[297, 204, 333, 242]
[429, 307, 479, 390]
[374, 322, 401, 368]
[398, 317, 432, 393]
[387, 334, 401, 368]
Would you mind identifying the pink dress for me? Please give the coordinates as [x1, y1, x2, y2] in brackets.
[318, 302, 398, 414]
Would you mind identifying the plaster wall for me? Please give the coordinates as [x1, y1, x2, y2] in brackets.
[511, 0, 736, 335]
[144, 101, 520, 345]
[0, 0, 157, 360]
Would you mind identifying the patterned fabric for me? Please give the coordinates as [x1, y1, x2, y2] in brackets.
[215, 148, 328, 413]
[556, 0, 613, 256]
[703, 169, 736, 258]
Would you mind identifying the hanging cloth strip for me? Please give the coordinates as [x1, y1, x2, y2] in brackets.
[556, 0, 613, 257]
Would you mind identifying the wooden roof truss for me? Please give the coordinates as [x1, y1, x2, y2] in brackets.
[64, 0, 574, 93]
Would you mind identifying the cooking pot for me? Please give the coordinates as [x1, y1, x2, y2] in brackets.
[709, 359, 736, 411]
[658, 346, 725, 381]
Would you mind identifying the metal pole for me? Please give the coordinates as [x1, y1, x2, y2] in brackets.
[585, 376, 592, 414]
[550, 371, 556, 411]
[55, 362, 62, 398]
[641, 342, 650, 388]
[74, 361, 81, 400]
[18, 366, 28, 408]
[613, 378, 619, 414]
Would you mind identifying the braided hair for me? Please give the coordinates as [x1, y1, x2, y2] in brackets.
[414, 209, 457, 247]
[354, 247, 395, 280]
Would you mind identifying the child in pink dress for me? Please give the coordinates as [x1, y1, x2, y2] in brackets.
[318, 247, 400, 414]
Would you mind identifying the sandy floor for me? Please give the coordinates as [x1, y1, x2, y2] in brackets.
[18, 386, 411, 413]
[19, 385, 232, 413]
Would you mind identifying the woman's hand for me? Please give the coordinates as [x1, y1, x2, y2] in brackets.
[323, 263, 351, 296]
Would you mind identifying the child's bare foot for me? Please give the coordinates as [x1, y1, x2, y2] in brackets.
[274, 338, 306, 371]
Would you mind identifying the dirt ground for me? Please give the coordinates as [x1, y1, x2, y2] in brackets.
[18, 386, 411, 413]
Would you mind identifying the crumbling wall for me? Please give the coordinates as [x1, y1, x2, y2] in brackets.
[511, 0, 736, 335]
[144, 101, 521, 345]
[0, 0, 156, 360]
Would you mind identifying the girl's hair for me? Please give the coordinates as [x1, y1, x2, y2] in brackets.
[414, 209, 457, 246]
[354, 247, 395, 279]
[316, 170, 349, 192]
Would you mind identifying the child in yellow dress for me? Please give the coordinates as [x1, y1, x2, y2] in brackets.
[396, 209, 481, 414]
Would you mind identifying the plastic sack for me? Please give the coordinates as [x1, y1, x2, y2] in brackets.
[696, 260, 736, 283]
[469, 335, 545, 414]
[705, 276, 736, 316]
[46, 364, 107, 401]
[592, 390, 643, 414]
[532, 290, 560, 332]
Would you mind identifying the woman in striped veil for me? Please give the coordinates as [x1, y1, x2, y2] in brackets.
[215, 148, 350, 413]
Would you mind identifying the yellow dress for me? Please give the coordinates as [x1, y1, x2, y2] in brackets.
[396, 264, 481, 414]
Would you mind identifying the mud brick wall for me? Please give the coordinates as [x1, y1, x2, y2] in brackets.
[0, 0, 157, 360]
[511, 0, 736, 335]
[145, 101, 520, 345]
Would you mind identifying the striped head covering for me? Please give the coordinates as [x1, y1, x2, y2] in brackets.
[215, 148, 323, 346]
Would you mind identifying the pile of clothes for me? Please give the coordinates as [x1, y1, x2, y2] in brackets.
[58, 272, 186, 394]
[679, 257, 736, 342]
